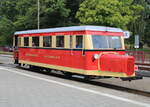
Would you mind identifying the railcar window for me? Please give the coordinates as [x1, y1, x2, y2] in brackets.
[14, 36, 18, 47]
[24, 37, 29, 46]
[70, 36, 73, 48]
[32, 37, 39, 47]
[76, 36, 83, 48]
[56, 36, 64, 47]
[43, 36, 52, 47]
[18, 37, 21, 47]
[92, 35, 122, 49]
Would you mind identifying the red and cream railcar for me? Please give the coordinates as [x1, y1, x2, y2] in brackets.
[13, 26, 138, 79]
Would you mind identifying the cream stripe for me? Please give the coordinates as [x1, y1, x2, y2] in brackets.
[19, 60, 133, 77]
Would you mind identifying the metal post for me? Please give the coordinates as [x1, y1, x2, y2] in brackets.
[37, 0, 40, 29]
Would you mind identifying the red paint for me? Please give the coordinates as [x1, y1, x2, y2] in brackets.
[19, 48, 86, 69]
[14, 49, 19, 60]
[100, 54, 134, 76]
[18, 48, 134, 76]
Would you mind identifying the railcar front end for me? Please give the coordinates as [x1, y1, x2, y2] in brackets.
[83, 34, 136, 78]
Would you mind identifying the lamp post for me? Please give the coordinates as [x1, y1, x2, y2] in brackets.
[37, 0, 40, 29]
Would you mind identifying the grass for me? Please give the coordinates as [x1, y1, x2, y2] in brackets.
[0, 51, 13, 55]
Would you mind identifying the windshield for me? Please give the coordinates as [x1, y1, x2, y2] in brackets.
[92, 35, 122, 49]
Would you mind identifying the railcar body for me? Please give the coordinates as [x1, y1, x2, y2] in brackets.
[13, 26, 138, 79]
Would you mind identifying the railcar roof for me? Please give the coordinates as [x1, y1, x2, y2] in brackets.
[14, 25, 123, 35]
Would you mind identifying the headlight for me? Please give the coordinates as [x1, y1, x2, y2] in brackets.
[93, 54, 100, 59]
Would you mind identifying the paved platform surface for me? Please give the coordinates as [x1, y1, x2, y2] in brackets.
[0, 54, 150, 107]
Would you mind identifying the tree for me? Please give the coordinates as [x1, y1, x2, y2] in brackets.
[0, 0, 70, 46]
[0, 0, 18, 21]
[65, 0, 85, 25]
[0, 17, 15, 46]
[76, 0, 144, 29]
[144, 2, 150, 47]
[127, 0, 150, 47]
[14, 0, 39, 30]
[40, 0, 70, 28]
[15, 0, 70, 30]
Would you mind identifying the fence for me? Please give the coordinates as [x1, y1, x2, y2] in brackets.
[126, 51, 150, 64]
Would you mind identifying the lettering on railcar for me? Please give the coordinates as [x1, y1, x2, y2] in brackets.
[44, 56, 60, 59]
[26, 54, 38, 57]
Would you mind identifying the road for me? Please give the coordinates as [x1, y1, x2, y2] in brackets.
[0, 54, 150, 107]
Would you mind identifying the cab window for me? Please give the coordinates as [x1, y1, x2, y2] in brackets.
[56, 36, 64, 48]
[92, 35, 122, 49]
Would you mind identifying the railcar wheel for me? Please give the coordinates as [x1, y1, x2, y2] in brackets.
[84, 75, 91, 81]
[43, 68, 51, 74]
[29, 65, 40, 71]
[63, 72, 72, 78]
[46, 68, 51, 72]
[18, 63, 21, 67]
[29, 65, 34, 70]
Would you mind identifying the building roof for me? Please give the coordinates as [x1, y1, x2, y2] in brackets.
[14, 25, 123, 35]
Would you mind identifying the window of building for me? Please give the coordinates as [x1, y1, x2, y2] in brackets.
[76, 36, 83, 48]
[43, 36, 52, 47]
[56, 36, 64, 47]
[24, 37, 29, 46]
[32, 37, 39, 47]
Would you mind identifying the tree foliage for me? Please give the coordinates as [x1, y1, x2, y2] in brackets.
[76, 0, 144, 29]
[14, 0, 70, 30]
[144, 2, 150, 46]
[0, 0, 70, 46]
[65, 0, 85, 25]
[126, 0, 150, 47]
[0, 0, 18, 21]
[0, 17, 15, 46]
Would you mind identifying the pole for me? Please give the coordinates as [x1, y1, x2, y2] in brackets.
[37, 0, 40, 29]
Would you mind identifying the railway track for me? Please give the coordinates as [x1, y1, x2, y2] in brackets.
[135, 63, 150, 71]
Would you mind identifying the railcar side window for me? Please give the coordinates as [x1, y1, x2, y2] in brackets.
[18, 37, 21, 47]
[70, 36, 73, 48]
[76, 36, 83, 48]
[56, 36, 64, 47]
[43, 36, 52, 47]
[24, 37, 29, 46]
[13, 36, 18, 47]
[32, 37, 39, 47]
